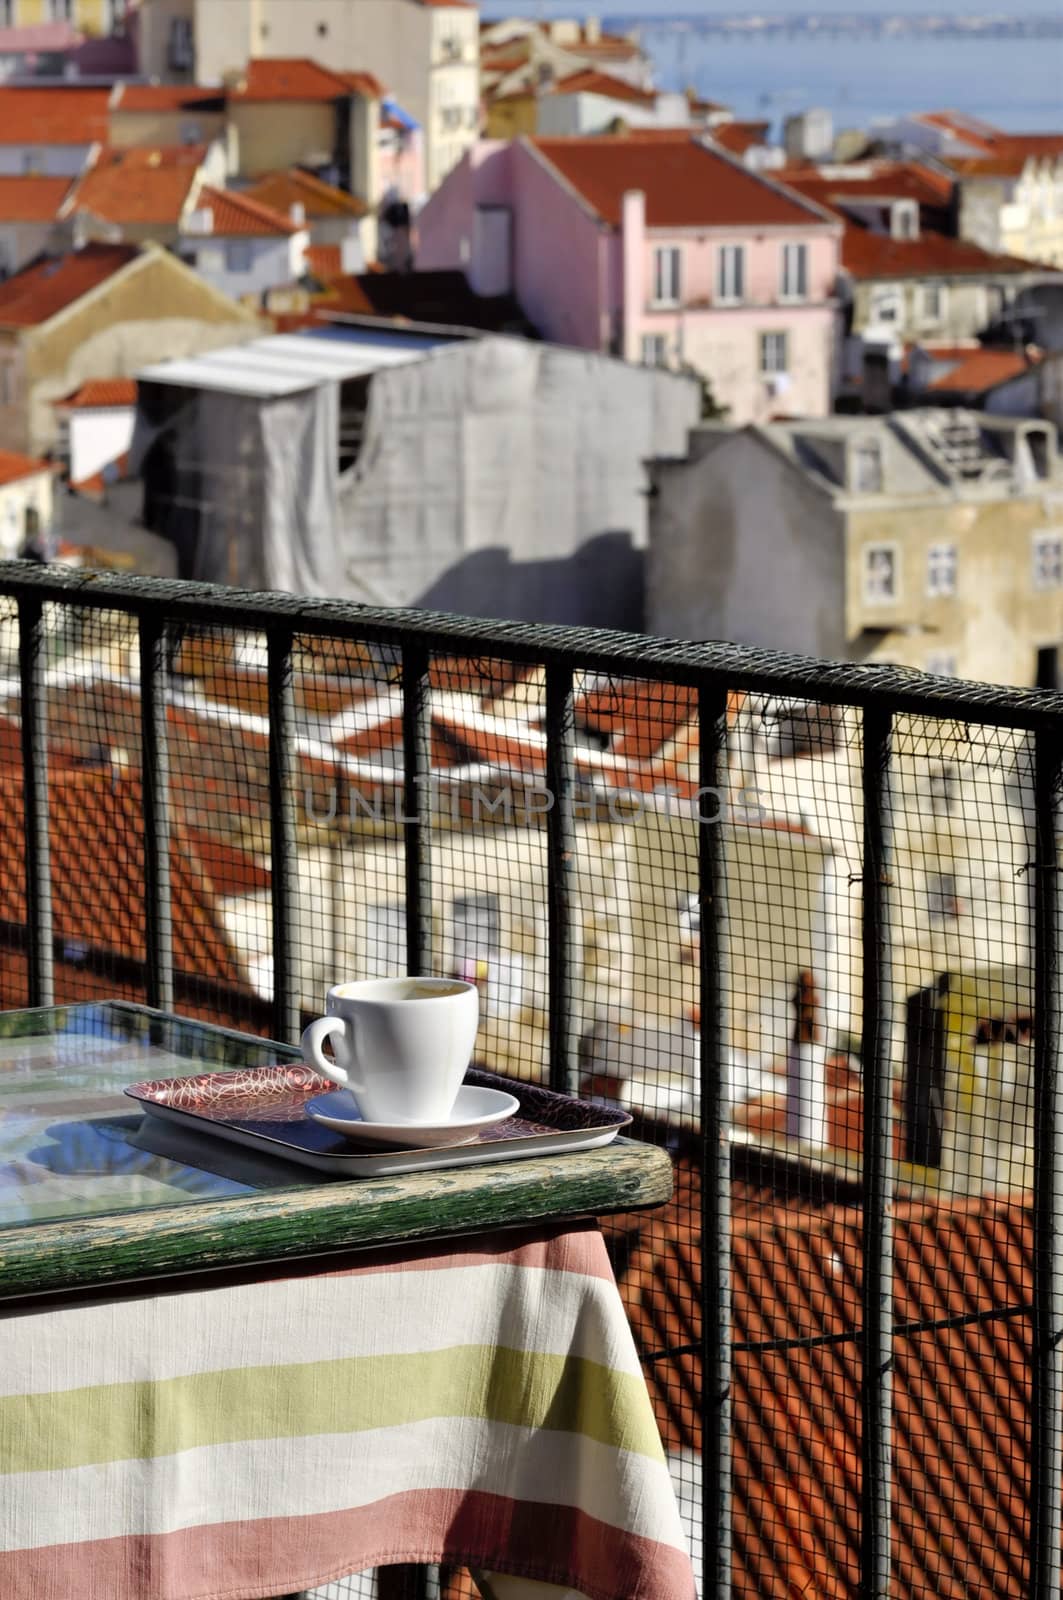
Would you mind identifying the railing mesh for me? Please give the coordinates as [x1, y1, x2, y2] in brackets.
[1, 565, 1061, 1599]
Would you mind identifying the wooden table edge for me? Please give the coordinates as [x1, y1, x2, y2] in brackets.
[0, 1137, 673, 1305]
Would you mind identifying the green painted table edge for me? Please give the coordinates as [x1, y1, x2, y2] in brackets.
[0, 1137, 672, 1303]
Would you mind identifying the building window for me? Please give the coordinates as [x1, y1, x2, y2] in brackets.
[169, 15, 194, 69]
[716, 244, 745, 304]
[0, 1, 15, 26]
[921, 282, 945, 323]
[927, 871, 962, 923]
[863, 543, 898, 604]
[48, 0, 72, 18]
[891, 200, 920, 240]
[1033, 531, 1063, 590]
[851, 439, 884, 493]
[651, 246, 681, 308]
[927, 542, 958, 598]
[225, 240, 253, 274]
[20, 151, 40, 175]
[926, 652, 958, 678]
[641, 334, 668, 367]
[870, 286, 903, 325]
[759, 331, 788, 374]
[781, 241, 808, 300]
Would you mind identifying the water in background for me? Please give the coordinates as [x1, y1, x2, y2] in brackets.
[616, 24, 1063, 136]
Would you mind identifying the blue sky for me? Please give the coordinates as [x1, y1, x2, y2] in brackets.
[480, 2, 1058, 14]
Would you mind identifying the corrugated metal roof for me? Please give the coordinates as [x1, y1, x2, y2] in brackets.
[136, 329, 452, 398]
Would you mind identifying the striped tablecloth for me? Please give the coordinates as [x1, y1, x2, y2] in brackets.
[0, 1221, 694, 1600]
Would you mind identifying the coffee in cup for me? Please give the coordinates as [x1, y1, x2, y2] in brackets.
[300, 976, 479, 1124]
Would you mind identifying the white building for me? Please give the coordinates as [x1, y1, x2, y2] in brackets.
[53, 379, 137, 489]
[179, 187, 309, 303]
[0, 449, 54, 556]
[137, 0, 480, 192]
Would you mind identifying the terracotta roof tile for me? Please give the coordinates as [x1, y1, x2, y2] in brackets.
[841, 227, 1054, 280]
[55, 377, 137, 409]
[66, 146, 203, 226]
[547, 69, 656, 107]
[614, 1159, 1039, 1598]
[0, 86, 110, 146]
[0, 243, 139, 328]
[244, 167, 367, 220]
[0, 768, 242, 983]
[112, 83, 226, 113]
[335, 70, 386, 98]
[0, 448, 51, 487]
[305, 243, 342, 280]
[196, 185, 299, 237]
[0, 175, 72, 221]
[925, 347, 1039, 393]
[230, 57, 362, 102]
[780, 159, 955, 209]
[530, 135, 826, 228]
[709, 119, 771, 156]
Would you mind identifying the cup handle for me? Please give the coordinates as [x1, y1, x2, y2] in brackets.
[300, 1016, 350, 1088]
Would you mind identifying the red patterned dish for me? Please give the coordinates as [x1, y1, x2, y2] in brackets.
[124, 1066, 632, 1179]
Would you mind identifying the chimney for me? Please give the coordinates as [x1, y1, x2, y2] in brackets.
[620, 188, 645, 363]
[584, 16, 602, 43]
[289, 202, 306, 227]
[785, 970, 828, 1148]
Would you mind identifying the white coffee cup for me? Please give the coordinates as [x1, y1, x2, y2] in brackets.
[299, 976, 479, 1125]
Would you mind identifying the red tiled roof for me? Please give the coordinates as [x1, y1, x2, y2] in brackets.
[195, 186, 299, 237]
[780, 159, 955, 209]
[917, 109, 1000, 150]
[925, 347, 1038, 393]
[305, 243, 342, 280]
[567, 35, 641, 61]
[335, 70, 386, 99]
[0, 86, 110, 145]
[65, 146, 203, 225]
[0, 448, 51, 487]
[547, 69, 656, 107]
[55, 377, 137, 409]
[0, 175, 71, 221]
[0, 243, 139, 329]
[530, 135, 827, 229]
[244, 167, 368, 220]
[230, 57, 367, 102]
[841, 227, 1053, 280]
[111, 83, 226, 113]
[710, 119, 771, 156]
[614, 1159, 1039, 1599]
[0, 768, 243, 983]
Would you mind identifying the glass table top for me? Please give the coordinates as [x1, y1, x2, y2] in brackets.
[0, 1002, 312, 1230]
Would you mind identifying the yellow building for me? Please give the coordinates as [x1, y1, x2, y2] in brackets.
[9, 0, 123, 35]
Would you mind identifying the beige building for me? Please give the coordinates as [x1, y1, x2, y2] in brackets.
[0, 240, 260, 455]
[0, 0, 121, 33]
[648, 409, 1063, 689]
[136, 0, 479, 193]
[952, 151, 1063, 270]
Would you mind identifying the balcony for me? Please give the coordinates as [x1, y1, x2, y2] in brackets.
[1, 560, 1062, 1598]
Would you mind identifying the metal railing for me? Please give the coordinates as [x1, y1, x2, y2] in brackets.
[2, 558, 1063, 1599]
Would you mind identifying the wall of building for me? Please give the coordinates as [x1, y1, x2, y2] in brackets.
[0, 221, 54, 279]
[65, 404, 136, 483]
[20, 251, 260, 453]
[536, 90, 666, 137]
[845, 491, 1063, 686]
[852, 274, 1021, 345]
[647, 428, 848, 657]
[484, 94, 537, 141]
[0, 468, 52, 558]
[510, 141, 608, 349]
[230, 102, 336, 180]
[136, 0, 197, 79]
[189, 230, 307, 301]
[673, 303, 836, 423]
[108, 108, 226, 150]
[0, 145, 92, 178]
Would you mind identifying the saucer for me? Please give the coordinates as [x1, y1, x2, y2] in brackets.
[304, 1084, 521, 1148]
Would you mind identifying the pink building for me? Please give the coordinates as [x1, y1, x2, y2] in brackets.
[417, 132, 843, 423]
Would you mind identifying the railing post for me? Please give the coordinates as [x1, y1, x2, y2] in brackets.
[698, 681, 732, 1600]
[140, 613, 173, 1013]
[268, 627, 298, 1043]
[402, 640, 433, 978]
[18, 595, 53, 1007]
[545, 663, 576, 1094]
[1031, 722, 1063, 1599]
[860, 704, 895, 1599]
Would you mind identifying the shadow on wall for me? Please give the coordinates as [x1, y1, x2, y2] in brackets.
[411, 532, 645, 630]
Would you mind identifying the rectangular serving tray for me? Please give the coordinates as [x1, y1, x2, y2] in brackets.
[124, 1064, 632, 1178]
